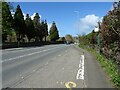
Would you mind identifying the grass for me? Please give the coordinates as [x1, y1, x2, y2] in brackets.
[79, 44, 120, 89]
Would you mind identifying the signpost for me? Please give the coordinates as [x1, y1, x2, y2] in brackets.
[97, 31, 100, 53]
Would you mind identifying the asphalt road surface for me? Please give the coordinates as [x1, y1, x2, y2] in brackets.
[2, 44, 114, 88]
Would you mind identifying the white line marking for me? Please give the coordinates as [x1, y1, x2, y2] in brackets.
[2, 46, 65, 62]
[76, 55, 84, 80]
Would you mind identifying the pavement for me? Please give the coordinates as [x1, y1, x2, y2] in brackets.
[2, 44, 114, 88]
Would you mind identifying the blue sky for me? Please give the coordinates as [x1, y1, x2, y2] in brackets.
[12, 2, 113, 37]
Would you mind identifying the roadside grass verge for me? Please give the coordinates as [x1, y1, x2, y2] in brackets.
[79, 44, 120, 89]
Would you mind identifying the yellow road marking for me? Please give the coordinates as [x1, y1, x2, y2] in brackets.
[65, 81, 77, 89]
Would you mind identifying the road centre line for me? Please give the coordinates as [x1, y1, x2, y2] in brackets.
[2, 46, 66, 62]
[2, 45, 60, 54]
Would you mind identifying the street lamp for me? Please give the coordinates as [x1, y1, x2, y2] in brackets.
[74, 11, 79, 33]
[74, 11, 80, 43]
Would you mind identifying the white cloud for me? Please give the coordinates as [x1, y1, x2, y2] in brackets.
[11, 12, 42, 21]
[48, 23, 52, 31]
[31, 13, 36, 20]
[23, 13, 26, 20]
[23, 13, 42, 20]
[80, 14, 99, 26]
[31, 13, 42, 20]
[77, 14, 102, 34]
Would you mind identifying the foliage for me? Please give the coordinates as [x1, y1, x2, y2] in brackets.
[80, 1, 120, 65]
[79, 30, 98, 46]
[40, 20, 48, 42]
[57, 37, 63, 42]
[25, 14, 35, 42]
[14, 5, 26, 42]
[49, 21, 59, 41]
[100, 1, 120, 64]
[43, 20, 48, 42]
[65, 34, 74, 43]
[33, 13, 43, 42]
[2, 2, 14, 42]
[0, 2, 2, 42]
[93, 50, 120, 89]
[2, 2, 58, 43]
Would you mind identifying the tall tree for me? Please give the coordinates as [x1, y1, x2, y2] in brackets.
[40, 20, 45, 42]
[25, 14, 35, 42]
[40, 20, 48, 42]
[0, 2, 2, 43]
[49, 21, 59, 41]
[2, 2, 13, 42]
[33, 13, 41, 42]
[44, 20, 48, 42]
[14, 5, 26, 44]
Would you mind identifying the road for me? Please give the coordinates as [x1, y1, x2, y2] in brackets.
[2, 44, 113, 88]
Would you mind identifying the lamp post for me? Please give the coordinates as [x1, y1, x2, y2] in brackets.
[74, 11, 80, 43]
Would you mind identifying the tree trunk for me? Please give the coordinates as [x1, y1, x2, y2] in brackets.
[28, 38, 31, 42]
[17, 34, 21, 48]
[45, 36, 46, 42]
[18, 41, 20, 48]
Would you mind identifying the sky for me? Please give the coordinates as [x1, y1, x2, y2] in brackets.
[12, 2, 113, 37]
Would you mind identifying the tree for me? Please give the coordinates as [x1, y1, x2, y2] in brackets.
[2, 2, 13, 42]
[49, 21, 59, 41]
[33, 13, 41, 42]
[40, 20, 45, 42]
[57, 37, 66, 42]
[44, 20, 48, 42]
[40, 20, 48, 42]
[0, 2, 2, 43]
[100, 2, 120, 48]
[25, 14, 35, 42]
[14, 5, 26, 44]
[65, 34, 74, 43]
[100, 1, 120, 64]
